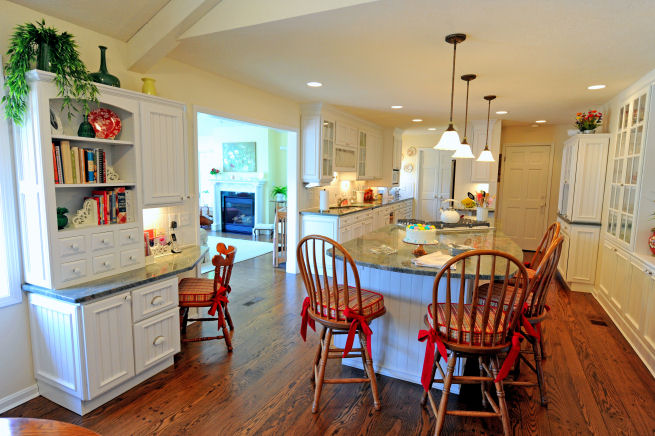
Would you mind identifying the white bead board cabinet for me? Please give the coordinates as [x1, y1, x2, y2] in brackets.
[28, 277, 180, 415]
[12, 70, 187, 289]
[556, 216, 601, 292]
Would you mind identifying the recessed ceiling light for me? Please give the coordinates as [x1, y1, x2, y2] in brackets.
[496, 110, 508, 115]
[306, 81, 322, 87]
[587, 84, 606, 90]
[412, 118, 423, 122]
[535, 120, 547, 123]
[428, 127, 437, 131]
[391, 105, 403, 109]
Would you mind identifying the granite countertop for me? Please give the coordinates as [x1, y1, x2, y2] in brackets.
[330, 225, 523, 279]
[300, 197, 413, 216]
[23, 245, 209, 303]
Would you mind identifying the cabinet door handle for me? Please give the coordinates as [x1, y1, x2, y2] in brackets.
[151, 295, 164, 306]
[103, 261, 110, 267]
[72, 267, 80, 273]
[70, 244, 79, 250]
[129, 255, 135, 261]
[124, 294, 132, 301]
[153, 335, 166, 346]
[128, 234, 133, 240]
[101, 239, 108, 244]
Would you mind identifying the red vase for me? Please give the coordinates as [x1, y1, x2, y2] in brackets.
[649, 231, 655, 255]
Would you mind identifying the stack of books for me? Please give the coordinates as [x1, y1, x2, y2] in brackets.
[52, 140, 108, 184]
[85, 187, 133, 225]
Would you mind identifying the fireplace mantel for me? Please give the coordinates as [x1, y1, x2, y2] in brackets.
[213, 180, 266, 231]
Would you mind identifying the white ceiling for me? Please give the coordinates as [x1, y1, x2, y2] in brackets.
[10, 0, 655, 129]
[9, 0, 171, 41]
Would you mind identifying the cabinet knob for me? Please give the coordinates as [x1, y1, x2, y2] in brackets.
[128, 234, 133, 240]
[129, 255, 135, 261]
[72, 268, 80, 273]
[151, 295, 164, 306]
[153, 335, 166, 346]
[124, 294, 132, 301]
[102, 239, 108, 244]
[71, 244, 79, 250]
[103, 261, 110, 267]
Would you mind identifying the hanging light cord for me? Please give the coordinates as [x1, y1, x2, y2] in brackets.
[448, 42, 457, 123]
[463, 79, 470, 140]
[484, 98, 491, 150]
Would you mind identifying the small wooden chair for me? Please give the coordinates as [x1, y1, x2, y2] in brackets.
[477, 237, 564, 406]
[420, 250, 529, 436]
[178, 243, 236, 350]
[273, 209, 287, 267]
[525, 222, 560, 279]
[297, 235, 386, 413]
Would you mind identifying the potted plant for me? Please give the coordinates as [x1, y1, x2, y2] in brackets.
[575, 110, 603, 133]
[2, 19, 98, 125]
[271, 185, 287, 202]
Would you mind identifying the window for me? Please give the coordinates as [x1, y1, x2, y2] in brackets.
[0, 59, 22, 307]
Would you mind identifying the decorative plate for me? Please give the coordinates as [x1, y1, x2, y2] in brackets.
[403, 163, 414, 173]
[406, 146, 416, 156]
[88, 108, 121, 139]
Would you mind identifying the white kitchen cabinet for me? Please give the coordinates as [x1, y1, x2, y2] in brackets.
[357, 130, 368, 180]
[557, 217, 600, 292]
[336, 120, 358, 148]
[392, 130, 402, 170]
[559, 134, 610, 223]
[367, 132, 382, 179]
[301, 105, 336, 185]
[141, 101, 187, 206]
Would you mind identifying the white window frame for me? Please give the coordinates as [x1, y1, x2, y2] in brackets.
[0, 55, 23, 307]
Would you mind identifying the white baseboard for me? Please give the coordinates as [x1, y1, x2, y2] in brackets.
[0, 384, 39, 414]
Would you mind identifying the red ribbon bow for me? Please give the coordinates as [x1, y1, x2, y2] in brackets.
[300, 297, 316, 341]
[418, 328, 448, 392]
[208, 285, 229, 325]
[495, 331, 523, 382]
[342, 307, 372, 359]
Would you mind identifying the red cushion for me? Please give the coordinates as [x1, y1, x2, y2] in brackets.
[426, 302, 508, 346]
[311, 286, 385, 320]
[178, 278, 216, 305]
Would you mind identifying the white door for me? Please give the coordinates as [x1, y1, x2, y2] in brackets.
[499, 145, 551, 250]
[418, 149, 453, 221]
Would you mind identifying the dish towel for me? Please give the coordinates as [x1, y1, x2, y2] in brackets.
[412, 251, 454, 269]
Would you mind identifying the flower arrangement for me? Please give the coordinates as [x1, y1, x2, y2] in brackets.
[209, 168, 220, 175]
[575, 110, 603, 132]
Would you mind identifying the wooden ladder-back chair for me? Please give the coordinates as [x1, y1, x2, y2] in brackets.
[273, 209, 287, 267]
[525, 222, 560, 279]
[478, 236, 564, 407]
[178, 243, 236, 351]
[420, 250, 529, 436]
[296, 235, 387, 413]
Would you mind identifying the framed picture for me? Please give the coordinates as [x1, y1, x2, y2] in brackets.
[222, 142, 257, 172]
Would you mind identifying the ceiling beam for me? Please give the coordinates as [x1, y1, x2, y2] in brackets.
[126, 0, 222, 73]
[180, 0, 380, 40]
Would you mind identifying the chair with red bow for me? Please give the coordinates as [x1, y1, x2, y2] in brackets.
[296, 235, 386, 414]
[178, 243, 236, 351]
[419, 250, 529, 436]
[476, 236, 563, 407]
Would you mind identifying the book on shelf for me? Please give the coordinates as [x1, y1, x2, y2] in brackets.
[86, 149, 95, 183]
[51, 144, 59, 184]
[60, 141, 73, 184]
[54, 143, 64, 184]
[51, 142, 109, 185]
[116, 187, 127, 224]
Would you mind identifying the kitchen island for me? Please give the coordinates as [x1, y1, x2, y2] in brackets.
[329, 225, 522, 389]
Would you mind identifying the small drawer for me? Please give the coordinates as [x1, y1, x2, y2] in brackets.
[133, 307, 180, 374]
[93, 253, 116, 274]
[131, 277, 178, 322]
[91, 232, 114, 251]
[58, 236, 86, 257]
[118, 227, 140, 246]
[120, 248, 141, 268]
[60, 259, 88, 283]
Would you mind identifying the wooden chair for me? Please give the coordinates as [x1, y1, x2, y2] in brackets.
[178, 243, 236, 351]
[477, 236, 564, 406]
[525, 222, 560, 279]
[273, 209, 287, 267]
[420, 250, 529, 436]
[296, 235, 386, 413]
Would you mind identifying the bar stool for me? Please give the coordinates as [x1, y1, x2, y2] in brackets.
[273, 209, 287, 267]
[296, 235, 386, 413]
[178, 243, 236, 350]
[419, 250, 529, 436]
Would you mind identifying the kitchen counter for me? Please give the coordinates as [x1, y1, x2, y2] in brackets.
[300, 197, 412, 216]
[23, 245, 208, 303]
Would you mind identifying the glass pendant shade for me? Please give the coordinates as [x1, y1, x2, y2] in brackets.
[434, 124, 461, 150]
[452, 142, 475, 158]
[477, 148, 495, 162]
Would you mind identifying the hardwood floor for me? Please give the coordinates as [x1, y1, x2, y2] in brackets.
[4, 254, 655, 435]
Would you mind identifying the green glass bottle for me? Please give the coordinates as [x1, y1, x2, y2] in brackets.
[77, 114, 96, 138]
[89, 46, 120, 88]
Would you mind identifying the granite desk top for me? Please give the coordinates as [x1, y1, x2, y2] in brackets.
[300, 197, 412, 217]
[330, 225, 523, 279]
[23, 245, 209, 304]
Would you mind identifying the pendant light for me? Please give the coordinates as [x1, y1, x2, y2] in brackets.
[452, 74, 476, 159]
[435, 33, 466, 151]
[477, 95, 496, 162]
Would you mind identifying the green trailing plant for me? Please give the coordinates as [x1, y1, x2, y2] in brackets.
[2, 19, 98, 125]
[271, 185, 287, 197]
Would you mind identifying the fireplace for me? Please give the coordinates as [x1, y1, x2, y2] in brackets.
[221, 191, 255, 234]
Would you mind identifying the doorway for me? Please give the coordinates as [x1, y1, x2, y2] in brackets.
[417, 148, 454, 221]
[498, 144, 553, 250]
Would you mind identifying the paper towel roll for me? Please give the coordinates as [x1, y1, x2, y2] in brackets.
[319, 189, 329, 211]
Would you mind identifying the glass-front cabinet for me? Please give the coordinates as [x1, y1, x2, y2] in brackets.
[606, 89, 649, 246]
[357, 130, 367, 179]
[321, 120, 334, 180]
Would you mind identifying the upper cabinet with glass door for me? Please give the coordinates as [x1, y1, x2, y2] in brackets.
[606, 89, 649, 246]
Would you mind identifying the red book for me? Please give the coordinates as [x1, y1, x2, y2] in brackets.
[52, 143, 59, 184]
[92, 190, 109, 224]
